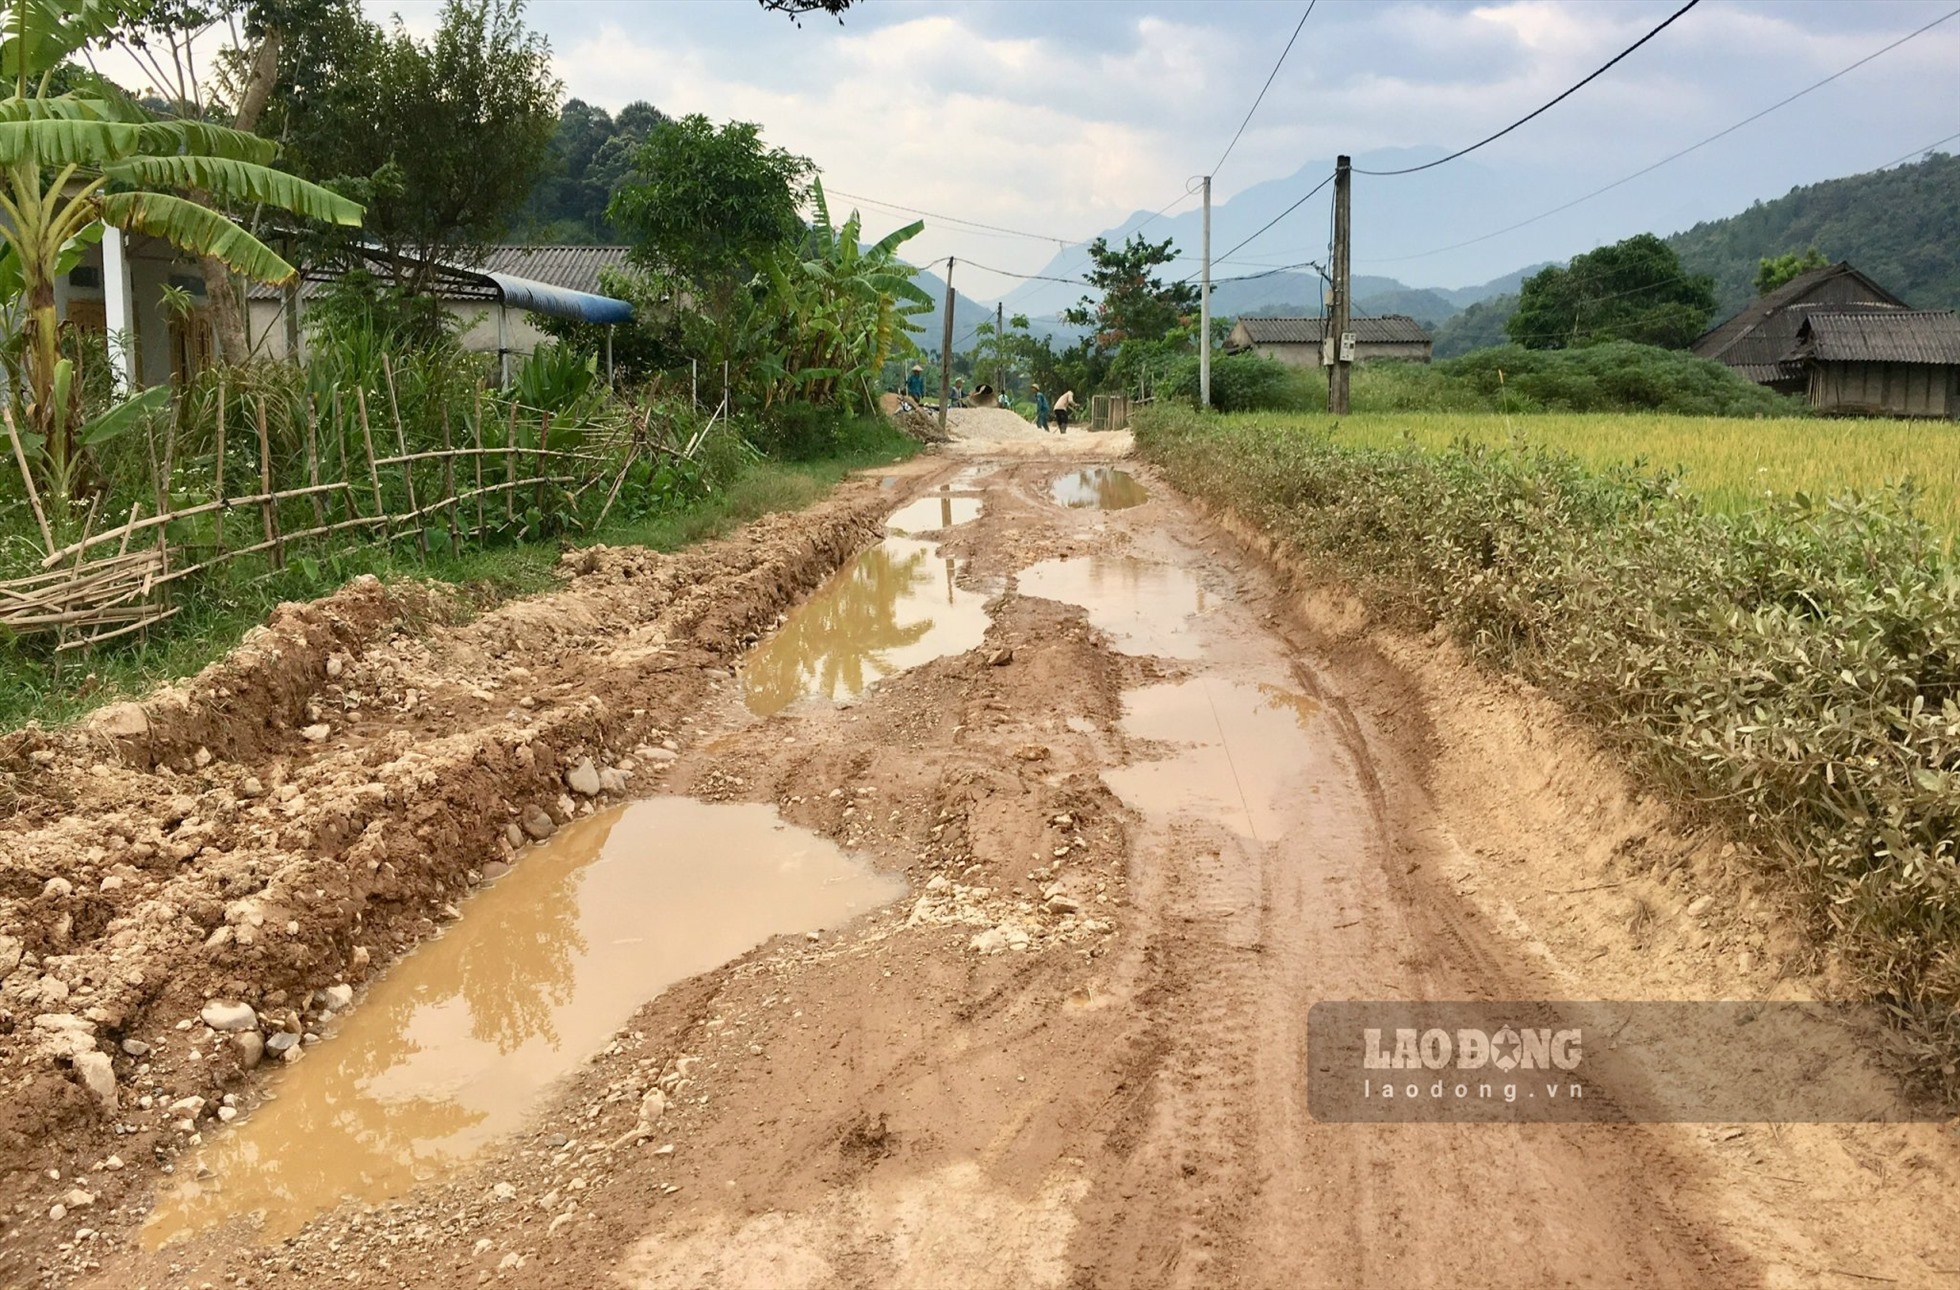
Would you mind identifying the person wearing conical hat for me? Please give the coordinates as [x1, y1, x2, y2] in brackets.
[905, 364, 925, 401]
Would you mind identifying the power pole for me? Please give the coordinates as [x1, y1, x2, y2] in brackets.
[1200, 174, 1212, 410]
[1329, 155, 1352, 415]
[939, 259, 956, 438]
[996, 301, 1005, 401]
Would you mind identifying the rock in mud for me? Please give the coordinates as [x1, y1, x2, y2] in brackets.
[564, 757, 603, 797]
[481, 861, 511, 881]
[232, 1031, 265, 1070]
[504, 823, 525, 848]
[0, 935, 22, 982]
[120, 1038, 149, 1058]
[72, 1052, 117, 1114]
[988, 647, 1014, 666]
[322, 983, 355, 1011]
[89, 701, 150, 740]
[265, 1031, 300, 1057]
[299, 723, 331, 743]
[521, 805, 557, 841]
[200, 1000, 258, 1032]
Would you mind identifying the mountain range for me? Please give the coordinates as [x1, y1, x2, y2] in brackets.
[903, 148, 1960, 354]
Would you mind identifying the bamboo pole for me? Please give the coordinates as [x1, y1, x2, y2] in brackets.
[505, 399, 518, 525]
[440, 405, 458, 554]
[382, 356, 426, 558]
[304, 395, 327, 527]
[355, 386, 388, 542]
[535, 411, 551, 531]
[1, 405, 54, 554]
[213, 375, 227, 555]
[472, 388, 486, 544]
[256, 396, 283, 570]
[36, 480, 358, 568]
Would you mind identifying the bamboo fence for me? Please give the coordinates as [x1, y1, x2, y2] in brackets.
[1, 390, 713, 653]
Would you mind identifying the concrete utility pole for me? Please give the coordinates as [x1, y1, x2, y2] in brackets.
[1200, 174, 1212, 410]
[996, 301, 1005, 400]
[1329, 154, 1352, 415]
[939, 259, 956, 439]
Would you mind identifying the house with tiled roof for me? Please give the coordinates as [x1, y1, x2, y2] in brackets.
[1225, 314, 1432, 366]
[1690, 262, 1908, 392]
[1784, 309, 1960, 418]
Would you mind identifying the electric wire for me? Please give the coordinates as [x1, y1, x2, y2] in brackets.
[1363, 5, 1960, 264]
[1354, 0, 1703, 176]
[1212, 1, 1316, 178]
[1177, 170, 1335, 283]
[823, 188, 1076, 246]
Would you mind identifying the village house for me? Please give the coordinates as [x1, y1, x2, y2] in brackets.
[1691, 261, 1908, 393]
[1224, 314, 1433, 366]
[1784, 309, 1960, 418]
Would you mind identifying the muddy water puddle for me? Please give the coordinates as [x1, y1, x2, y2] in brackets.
[1105, 679, 1323, 840]
[1017, 555, 1217, 658]
[886, 491, 983, 533]
[742, 536, 993, 714]
[1051, 467, 1147, 510]
[145, 799, 903, 1246]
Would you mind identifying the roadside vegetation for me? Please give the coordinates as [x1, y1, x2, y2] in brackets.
[1137, 404, 1960, 1087]
[0, 0, 928, 734]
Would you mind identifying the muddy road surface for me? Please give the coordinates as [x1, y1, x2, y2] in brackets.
[4, 407, 1960, 1288]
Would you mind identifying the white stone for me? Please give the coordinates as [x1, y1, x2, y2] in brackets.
[299, 723, 331, 742]
[72, 1052, 117, 1114]
[564, 757, 602, 796]
[323, 983, 355, 1010]
[200, 1000, 258, 1032]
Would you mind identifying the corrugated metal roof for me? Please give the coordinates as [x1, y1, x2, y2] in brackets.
[1232, 315, 1430, 345]
[1789, 310, 1960, 365]
[248, 245, 633, 302]
[1692, 262, 1909, 370]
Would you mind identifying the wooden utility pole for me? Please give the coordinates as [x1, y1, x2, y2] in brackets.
[1200, 174, 1212, 410]
[939, 259, 956, 438]
[996, 301, 1005, 401]
[1329, 155, 1352, 415]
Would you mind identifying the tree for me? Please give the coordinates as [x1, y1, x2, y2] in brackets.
[265, 0, 560, 293]
[1754, 247, 1830, 296]
[0, 0, 362, 510]
[520, 97, 667, 242]
[1506, 233, 1716, 350]
[1062, 233, 1200, 355]
[608, 113, 813, 370]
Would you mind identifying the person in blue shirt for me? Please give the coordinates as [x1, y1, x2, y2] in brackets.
[905, 364, 925, 401]
[1033, 385, 1051, 432]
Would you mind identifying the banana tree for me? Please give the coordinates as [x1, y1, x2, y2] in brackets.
[0, 0, 363, 511]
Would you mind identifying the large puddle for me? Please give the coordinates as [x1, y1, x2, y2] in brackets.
[742, 536, 993, 714]
[145, 799, 903, 1246]
[1051, 467, 1148, 510]
[1105, 679, 1323, 840]
[886, 491, 982, 534]
[1017, 555, 1217, 658]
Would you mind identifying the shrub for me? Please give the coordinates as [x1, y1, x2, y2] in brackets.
[1355, 342, 1807, 417]
[1136, 405, 1960, 1088]
[1161, 351, 1320, 413]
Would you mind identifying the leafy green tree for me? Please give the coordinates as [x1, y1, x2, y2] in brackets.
[0, 0, 362, 510]
[608, 113, 813, 371]
[1507, 233, 1716, 350]
[1431, 292, 1518, 358]
[1754, 247, 1830, 296]
[265, 0, 559, 292]
[521, 97, 667, 242]
[1062, 233, 1200, 355]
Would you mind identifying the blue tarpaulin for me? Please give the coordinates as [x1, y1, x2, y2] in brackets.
[486, 273, 634, 325]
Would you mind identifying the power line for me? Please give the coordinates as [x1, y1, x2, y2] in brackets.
[1362, 5, 1960, 264]
[954, 257, 1086, 286]
[1179, 170, 1336, 282]
[1213, 1, 1316, 178]
[823, 188, 1078, 246]
[1354, 0, 1702, 177]
[1875, 126, 1960, 171]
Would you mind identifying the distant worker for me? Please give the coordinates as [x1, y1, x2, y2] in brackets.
[1033, 384, 1051, 432]
[1053, 389, 1075, 434]
[906, 364, 925, 401]
[952, 377, 967, 407]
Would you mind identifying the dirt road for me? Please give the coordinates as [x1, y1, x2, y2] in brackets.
[5, 406, 1960, 1288]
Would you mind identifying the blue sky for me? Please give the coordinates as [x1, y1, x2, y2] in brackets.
[373, 1, 1958, 291]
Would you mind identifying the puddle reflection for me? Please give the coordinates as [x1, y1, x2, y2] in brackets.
[742, 537, 993, 714]
[1051, 467, 1148, 510]
[1018, 555, 1215, 658]
[145, 799, 903, 1246]
[1106, 679, 1322, 839]
[886, 493, 982, 533]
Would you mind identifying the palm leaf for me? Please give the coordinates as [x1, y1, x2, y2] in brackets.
[0, 117, 140, 165]
[868, 219, 924, 259]
[101, 155, 362, 224]
[0, 0, 121, 84]
[136, 119, 278, 166]
[98, 190, 298, 284]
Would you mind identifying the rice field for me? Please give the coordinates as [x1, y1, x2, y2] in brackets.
[1247, 413, 1960, 534]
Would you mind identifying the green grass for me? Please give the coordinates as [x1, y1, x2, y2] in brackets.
[0, 418, 920, 732]
[1220, 411, 1960, 536]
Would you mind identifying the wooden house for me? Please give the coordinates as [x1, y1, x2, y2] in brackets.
[1691, 262, 1908, 392]
[1225, 314, 1432, 366]
[1784, 310, 1960, 418]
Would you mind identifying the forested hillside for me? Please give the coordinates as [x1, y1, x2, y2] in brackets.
[520, 98, 668, 243]
[1669, 150, 1960, 313]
